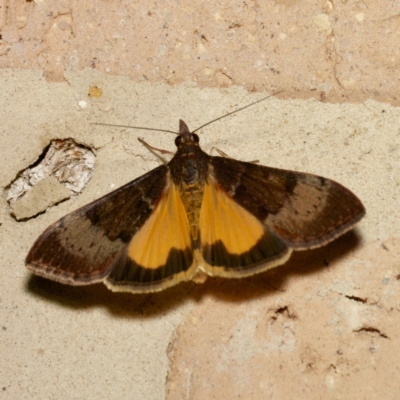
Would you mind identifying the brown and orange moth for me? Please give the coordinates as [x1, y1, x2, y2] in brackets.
[26, 99, 365, 293]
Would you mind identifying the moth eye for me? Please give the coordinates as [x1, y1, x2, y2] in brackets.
[192, 133, 200, 143]
[175, 135, 182, 147]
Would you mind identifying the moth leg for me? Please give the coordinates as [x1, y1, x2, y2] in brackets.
[211, 147, 259, 164]
[137, 137, 173, 164]
[210, 147, 231, 158]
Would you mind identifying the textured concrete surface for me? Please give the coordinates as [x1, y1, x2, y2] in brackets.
[1, 0, 400, 103]
[1, 1, 400, 399]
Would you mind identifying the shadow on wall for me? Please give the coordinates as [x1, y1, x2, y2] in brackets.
[25, 229, 363, 317]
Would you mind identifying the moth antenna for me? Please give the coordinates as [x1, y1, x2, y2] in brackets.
[93, 90, 282, 135]
[192, 90, 283, 134]
[92, 122, 177, 135]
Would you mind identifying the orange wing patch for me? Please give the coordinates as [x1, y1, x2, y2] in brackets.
[105, 181, 197, 293]
[127, 183, 192, 268]
[199, 176, 291, 278]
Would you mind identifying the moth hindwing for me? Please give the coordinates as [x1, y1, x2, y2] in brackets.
[26, 119, 365, 293]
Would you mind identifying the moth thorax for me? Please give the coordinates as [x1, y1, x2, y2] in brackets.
[182, 158, 199, 185]
[179, 181, 205, 245]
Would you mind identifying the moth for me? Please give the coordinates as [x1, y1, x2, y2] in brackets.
[26, 109, 365, 293]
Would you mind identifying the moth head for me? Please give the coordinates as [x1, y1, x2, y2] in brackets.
[175, 119, 200, 147]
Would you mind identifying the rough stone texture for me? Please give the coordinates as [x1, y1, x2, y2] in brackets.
[1, 1, 400, 400]
[167, 239, 400, 399]
[1, 1, 400, 103]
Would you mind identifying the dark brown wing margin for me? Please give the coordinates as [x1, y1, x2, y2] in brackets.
[211, 157, 365, 249]
[26, 165, 168, 284]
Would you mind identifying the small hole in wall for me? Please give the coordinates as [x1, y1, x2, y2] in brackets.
[7, 139, 96, 220]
